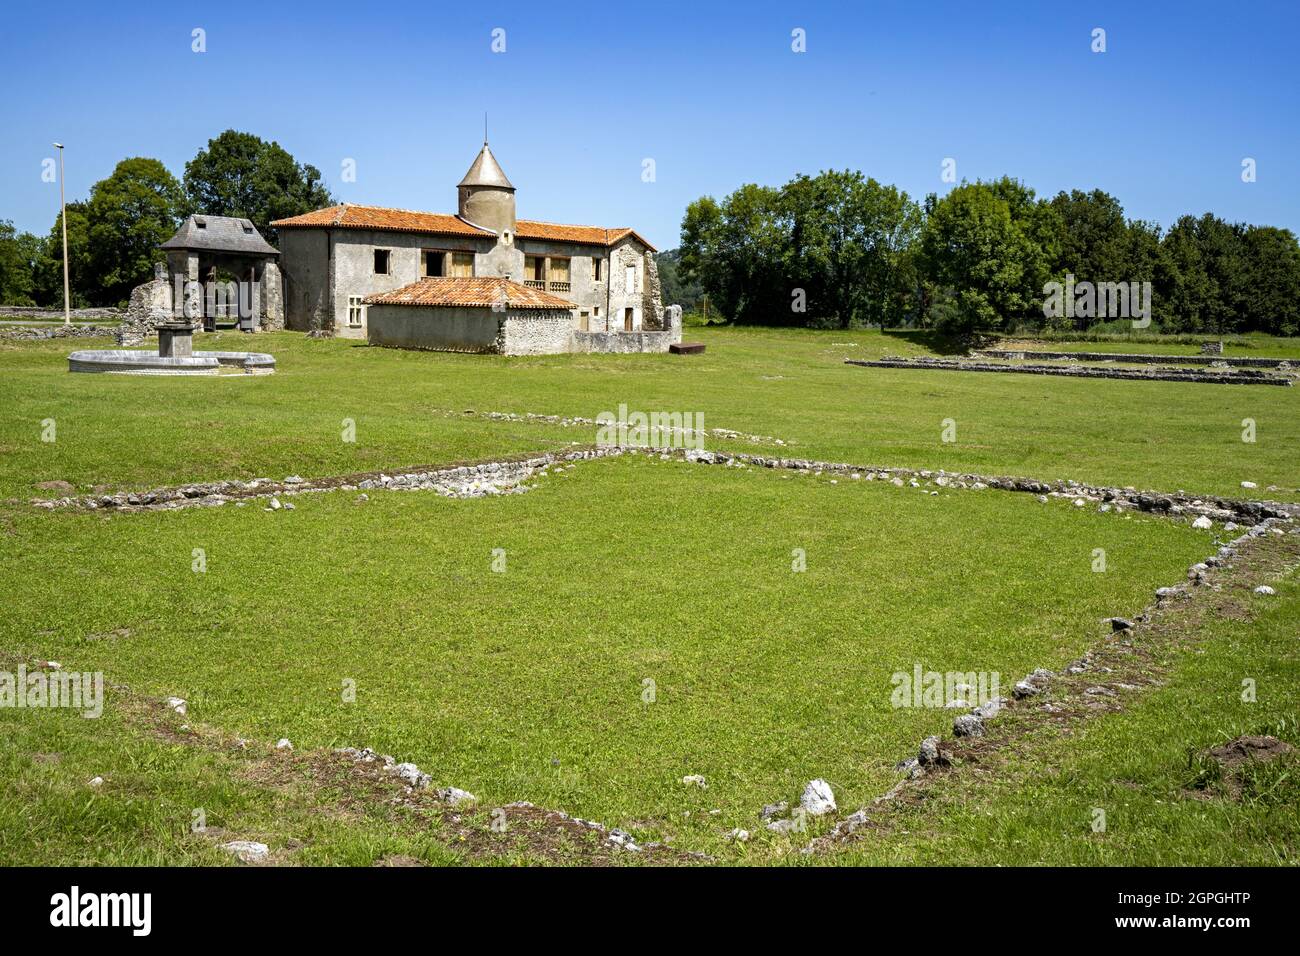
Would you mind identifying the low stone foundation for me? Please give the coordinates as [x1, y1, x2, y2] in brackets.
[852, 356, 1293, 386]
[572, 331, 678, 354]
[978, 348, 1292, 369]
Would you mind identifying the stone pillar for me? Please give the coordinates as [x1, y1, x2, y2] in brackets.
[666, 304, 683, 343]
[261, 259, 284, 331]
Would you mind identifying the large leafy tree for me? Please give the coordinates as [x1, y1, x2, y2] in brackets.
[33, 201, 93, 307]
[184, 130, 334, 242]
[784, 170, 921, 328]
[1161, 213, 1249, 334]
[0, 221, 42, 306]
[917, 180, 1044, 337]
[1239, 226, 1300, 335]
[1049, 189, 1131, 285]
[82, 158, 184, 304]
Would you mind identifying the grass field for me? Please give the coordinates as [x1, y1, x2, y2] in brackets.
[2, 325, 1298, 865]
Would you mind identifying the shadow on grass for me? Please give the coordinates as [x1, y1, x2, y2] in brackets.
[880, 327, 970, 356]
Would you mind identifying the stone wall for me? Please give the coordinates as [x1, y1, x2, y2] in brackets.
[117, 264, 174, 345]
[366, 304, 500, 352]
[499, 311, 574, 355]
[572, 330, 677, 354]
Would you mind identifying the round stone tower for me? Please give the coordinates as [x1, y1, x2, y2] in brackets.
[457, 141, 516, 236]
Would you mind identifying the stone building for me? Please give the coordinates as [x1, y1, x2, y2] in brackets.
[270, 141, 679, 354]
[120, 216, 283, 344]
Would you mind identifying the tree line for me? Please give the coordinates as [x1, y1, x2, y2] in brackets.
[0, 131, 333, 308]
[677, 172, 1300, 337]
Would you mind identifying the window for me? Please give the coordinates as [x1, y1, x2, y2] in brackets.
[347, 295, 364, 328]
[374, 249, 391, 275]
[525, 255, 545, 284]
[548, 257, 570, 291]
[592, 257, 602, 282]
[450, 252, 474, 278]
[421, 250, 444, 277]
[625, 264, 636, 292]
[578, 310, 590, 332]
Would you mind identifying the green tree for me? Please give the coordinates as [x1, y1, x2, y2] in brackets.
[183, 130, 334, 242]
[33, 202, 93, 307]
[783, 170, 921, 328]
[1240, 226, 1300, 335]
[83, 158, 185, 305]
[0, 221, 42, 305]
[918, 180, 1042, 338]
[655, 249, 704, 310]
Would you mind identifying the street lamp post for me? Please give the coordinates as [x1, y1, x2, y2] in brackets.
[53, 142, 69, 326]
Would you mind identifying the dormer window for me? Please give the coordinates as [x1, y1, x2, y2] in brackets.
[194, 217, 207, 229]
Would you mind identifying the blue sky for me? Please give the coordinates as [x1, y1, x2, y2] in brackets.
[2, 0, 1297, 248]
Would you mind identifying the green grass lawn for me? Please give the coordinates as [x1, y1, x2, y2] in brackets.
[2, 326, 1298, 865]
[2, 456, 1210, 861]
[3, 326, 1298, 502]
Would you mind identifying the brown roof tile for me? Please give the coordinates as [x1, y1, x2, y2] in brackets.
[515, 220, 656, 251]
[363, 277, 575, 311]
[271, 204, 494, 238]
[270, 204, 656, 250]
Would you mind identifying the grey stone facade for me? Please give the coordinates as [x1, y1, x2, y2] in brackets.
[273, 142, 678, 353]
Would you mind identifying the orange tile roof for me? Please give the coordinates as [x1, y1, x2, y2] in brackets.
[363, 277, 575, 311]
[271, 204, 493, 238]
[514, 220, 656, 251]
[270, 204, 656, 250]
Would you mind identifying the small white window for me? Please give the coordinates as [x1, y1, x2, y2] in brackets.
[347, 295, 364, 328]
[625, 264, 636, 292]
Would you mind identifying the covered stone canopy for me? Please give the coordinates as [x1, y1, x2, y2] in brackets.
[159, 215, 283, 331]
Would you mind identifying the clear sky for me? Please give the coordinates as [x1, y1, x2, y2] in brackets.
[2, 0, 1297, 249]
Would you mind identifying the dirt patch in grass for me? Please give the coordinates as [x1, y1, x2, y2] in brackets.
[111, 689, 700, 866]
[1206, 735, 1295, 769]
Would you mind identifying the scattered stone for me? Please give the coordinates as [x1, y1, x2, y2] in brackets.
[759, 801, 789, 820]
[972, 697, 1005, 720]
[165, 696, 187, 715]
[88, 776, 104, 788]
[727, 828, 751, 842]
[1107, 617, 1135, 632]
[219, 840, 269, 864]
[800, 779, 836, 816]
[1191, 515, 1213, 529]
[1013, 669, 1054, 699]
[275, 738, 293, 751]
[918, 735, 950, 767]
[283, 475, 304, 484]
[764, 818, 796, 834]
[1254, 585, 1276, 595]
[390, 762, 431, 788]
[1085, 686, 1117, 698]
[268, 497, 282, 511]
[437, 786, 477, 806]
[953, 714, 984, 737]
[1241, 481, 1258, 490]
[681, 774, 708, 789]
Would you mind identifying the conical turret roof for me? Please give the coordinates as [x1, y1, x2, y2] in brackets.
[458, 142, 514, 190]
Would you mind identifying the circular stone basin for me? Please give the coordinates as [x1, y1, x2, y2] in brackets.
[68, 349, 275, 375]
